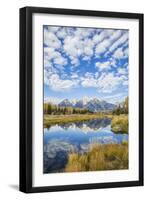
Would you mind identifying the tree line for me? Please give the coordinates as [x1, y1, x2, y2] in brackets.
[44, 103, 92, 115]
[112, 97, 128, 115]
[44, 97, 128, 115]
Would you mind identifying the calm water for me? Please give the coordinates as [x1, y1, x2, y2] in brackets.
[43, 118, 128, 173]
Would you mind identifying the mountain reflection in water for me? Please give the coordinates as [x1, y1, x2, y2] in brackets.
[43, 118, 128, 173]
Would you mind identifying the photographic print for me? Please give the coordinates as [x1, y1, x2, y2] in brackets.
[43, 26, 129, 174]
[20, 7, 143, 193]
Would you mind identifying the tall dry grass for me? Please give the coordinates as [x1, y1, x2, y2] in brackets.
[111, 115, 128, 133]
[65, 142, 128, 172]
[44, 113, 111, 127]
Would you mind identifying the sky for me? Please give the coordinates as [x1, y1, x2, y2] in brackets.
[43, 26, 128, 104]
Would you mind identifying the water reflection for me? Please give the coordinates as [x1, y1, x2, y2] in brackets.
[46, 118, 111, 133]
[43, 118, 128, 173]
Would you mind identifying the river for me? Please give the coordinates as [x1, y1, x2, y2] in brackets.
[43, 118, 128, 173]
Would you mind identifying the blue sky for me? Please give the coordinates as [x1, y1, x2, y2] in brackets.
[44, 26, 128, 104]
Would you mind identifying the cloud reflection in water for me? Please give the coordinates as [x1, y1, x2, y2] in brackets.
[44, 118, 128, 173]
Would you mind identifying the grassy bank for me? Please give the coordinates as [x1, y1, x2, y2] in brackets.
[65, 142, 128, 172]
[111, 115, 128, 133]
[44, 113, 112, 127]
[44, 114, 128, 134]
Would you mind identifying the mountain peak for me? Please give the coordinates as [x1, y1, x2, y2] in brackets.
[58, 99, 72, 107]
[57, 97, 116, 112]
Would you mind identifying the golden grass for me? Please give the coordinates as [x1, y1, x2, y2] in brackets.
[111, 115, 128, 133]
[44, 113, 112, 127]
[65, 142, 128, 172]
[44, 114, 128, 134]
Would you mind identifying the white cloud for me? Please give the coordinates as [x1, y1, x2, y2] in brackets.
[117, 68, 127, 75]
[92, 32, 104, 44]
[45, 69, 127, 93]
[112, 46, 129, 60]
[109, 58, 117, 68]
[81, 73, 98, 88]
[109, 32, 128, 52]
[80, 71, 127, 93]
[53, 56, 67, 66]
[95, 61, 111, 71]
[44, 59, 52, 69]
[43, 27, 129, 94]
[44, 47, 67, 67]
[62, 29, 122, 64]
[82, 56, 91, 61]
[94, 30, 124, 57]
[124, 47, 129, 58]
[64, 36, 82, 56]
[109, 30, 122, 42]
[63, 35, 95, 64]
[113, 47, 124, 59]
[44, 47, 60, 60]
[93, 30, 114, 45]
[95, 72, 99, 78]
[97, 72, 123, 93]
[71, 73, 78, 79]
[100, 93, 128, 104]
[95, 39, 111, 56]
[44, 29, 61, 49]
[47, 74, 79, 91]
[74, 28, 94, 39]
[46, 26, 60, 33]
[44, 27, 128, 68]
[81, 78, 97, 88]
[44, 27, 128, 69]
[56, 27, 67, 39]
[122, 80, 128, 86]
[84, 46, 93, 57]
[44, 97, 61, 104]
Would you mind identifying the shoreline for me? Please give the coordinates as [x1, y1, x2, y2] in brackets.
[44, 113, 112, 127]
[44, 113, 128, 134]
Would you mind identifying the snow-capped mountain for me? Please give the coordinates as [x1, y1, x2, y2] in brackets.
[71, 99, 78, 106]
[58, 99, 73, 107]
[58, 97, 116, 112]
[86, 98, 115, 112]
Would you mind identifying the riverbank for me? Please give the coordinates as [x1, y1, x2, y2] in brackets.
[65, 142, 128, 172]
[44, 113, 112, 127]
[111, 115, 128, 133]
[44, 114, 128, 133]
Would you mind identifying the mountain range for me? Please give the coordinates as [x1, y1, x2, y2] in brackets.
[51, 98, 117, 112]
